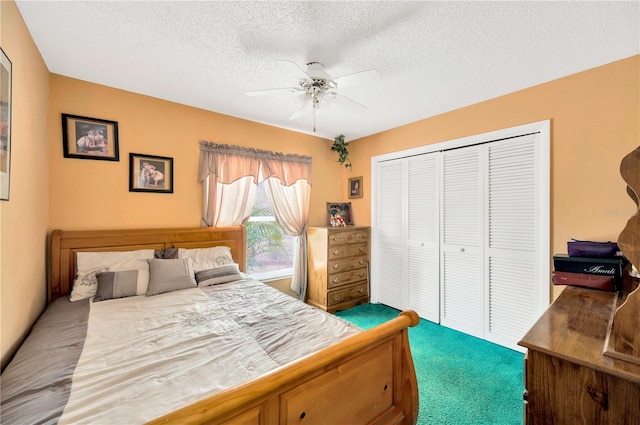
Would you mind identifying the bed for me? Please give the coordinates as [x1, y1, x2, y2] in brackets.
[1, 226, 419, 425]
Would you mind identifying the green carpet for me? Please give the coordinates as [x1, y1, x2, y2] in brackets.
[336, 303, 523, 425]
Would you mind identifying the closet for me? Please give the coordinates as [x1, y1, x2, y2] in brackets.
[371, 120, 550, 351]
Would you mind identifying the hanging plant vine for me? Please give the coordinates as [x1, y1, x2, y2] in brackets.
[331, 134, 352, 169]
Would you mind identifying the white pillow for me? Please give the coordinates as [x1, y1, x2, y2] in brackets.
[69, 266, 109, 302]
[71, 249, 155, 300]
[178, 246, 234, 272]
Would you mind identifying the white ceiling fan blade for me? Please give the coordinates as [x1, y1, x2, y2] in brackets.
[245, 87, 300, 96]
[319, 92, 337, 108]
[333, 69, 380, 89]
[293, 93, 310, 108]
[332, 93, 368, 113]
[289, 108, 304, 120]
[275, 60, 311, 80]
[289, 94, 310, 120]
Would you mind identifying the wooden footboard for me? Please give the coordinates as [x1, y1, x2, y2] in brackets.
[148, 310, 420, 425]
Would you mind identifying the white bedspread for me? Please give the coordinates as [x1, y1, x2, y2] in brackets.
[58, 281, 359, 424]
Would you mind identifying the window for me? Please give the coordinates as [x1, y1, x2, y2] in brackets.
[246, 182, 294, 280]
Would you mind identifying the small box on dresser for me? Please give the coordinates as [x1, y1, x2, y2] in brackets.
[307, 226, 370, 313]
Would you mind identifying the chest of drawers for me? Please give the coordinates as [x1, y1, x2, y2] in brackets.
[306, 226, 370, 313]
[519, 286, 640, 424]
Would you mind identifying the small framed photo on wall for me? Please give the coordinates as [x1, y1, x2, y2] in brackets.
[61, 113, 119, 161]
[129, 153, 173, 193]
[348, 176, 363, 199]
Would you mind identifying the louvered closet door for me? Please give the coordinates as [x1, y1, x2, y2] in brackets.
[484, 135, 540, 349]
[406, 154, 440, 322]
[376, 160, 405, 310]
[440, 146, 484, 338]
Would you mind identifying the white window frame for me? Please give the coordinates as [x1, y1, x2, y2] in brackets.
[246, 213, 294, 282]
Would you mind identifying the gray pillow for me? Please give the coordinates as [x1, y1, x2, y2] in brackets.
[153, 248, 179, 259]
[146, 258, 197, 296]
[163, 247, 179, 259]
[94, 270, 139, 302]
[195, 264, 243, 287]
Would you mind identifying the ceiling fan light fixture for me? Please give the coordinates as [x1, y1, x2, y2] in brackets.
[246, 60, 378, 133]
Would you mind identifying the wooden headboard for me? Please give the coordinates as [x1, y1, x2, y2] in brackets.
[49, 226, 246, 301]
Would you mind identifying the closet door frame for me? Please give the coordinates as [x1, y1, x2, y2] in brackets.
[371, 120, 550, 345]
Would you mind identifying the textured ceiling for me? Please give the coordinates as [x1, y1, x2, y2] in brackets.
[15, 1, 640, 141]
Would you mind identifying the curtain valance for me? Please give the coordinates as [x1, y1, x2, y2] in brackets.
[199, 141, 312, 186]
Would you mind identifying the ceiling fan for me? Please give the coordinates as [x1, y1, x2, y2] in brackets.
[246, 60, 380, 132]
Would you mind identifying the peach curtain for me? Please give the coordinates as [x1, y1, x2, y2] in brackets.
[198, 141, 312, 298]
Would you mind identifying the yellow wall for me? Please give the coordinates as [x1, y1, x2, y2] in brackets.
[48, 76, 341, 230]
[47, 75, 344, 298]
[1, 0, 50, 369]
[346, 55, 640, 299]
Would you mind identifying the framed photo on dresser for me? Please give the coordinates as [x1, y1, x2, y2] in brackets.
[326, 202, 352, 226]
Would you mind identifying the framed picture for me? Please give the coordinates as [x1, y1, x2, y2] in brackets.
[129, 153, 173, 193]
[348, 176, 363, 199]
[62, 113, 119, 161]
[1, 48, 12, 201]
[326, 202, 352, 226]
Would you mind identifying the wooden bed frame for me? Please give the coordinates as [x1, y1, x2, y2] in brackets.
[49, 226, 420, 425]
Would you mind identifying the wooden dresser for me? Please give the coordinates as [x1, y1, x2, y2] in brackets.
[518, 285, 640, 424]
[518, 146, 640, 425]
[306, 226, 370, 313]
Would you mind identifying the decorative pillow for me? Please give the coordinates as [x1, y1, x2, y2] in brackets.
[76, 249, 155, 298]
[94, 270, 139, 302]
[69, 266, 109, 302]
[154, 248, 178, 259]
[146, 258, 197, 296]
[195, 263, 243, 287]
[178, 246, 234, 272]
[163, 247, 179, 259]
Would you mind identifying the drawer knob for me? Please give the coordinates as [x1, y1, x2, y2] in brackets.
[332, 294, 342, 301]
[359, 247, 365, 252]
[332, 278, 340, 283]
[358, 288, 364, 293]
[333, 250, 340, 255]
[332, 264, 340, 270]
[358, 273, 365, 278]
[359, 260, 365, 265]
